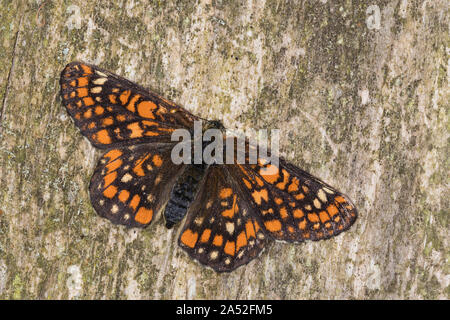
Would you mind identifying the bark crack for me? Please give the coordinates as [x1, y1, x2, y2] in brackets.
[0, 14, 24, 130]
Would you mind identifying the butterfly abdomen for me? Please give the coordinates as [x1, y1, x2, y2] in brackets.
[164, 164, 208, 228]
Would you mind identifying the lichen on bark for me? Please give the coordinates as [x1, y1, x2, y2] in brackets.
[0, 0, 448, 299]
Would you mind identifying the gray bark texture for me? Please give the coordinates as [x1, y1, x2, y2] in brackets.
[0, 0, 448, 299]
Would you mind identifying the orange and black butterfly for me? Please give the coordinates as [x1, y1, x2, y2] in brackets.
[60, 62, 357, 272]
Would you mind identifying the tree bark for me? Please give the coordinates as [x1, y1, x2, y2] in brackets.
[0, 0, 448, 299]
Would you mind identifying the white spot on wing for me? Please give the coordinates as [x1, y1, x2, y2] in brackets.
[121, 173, 133, 183]
[93, 77, 107, 85]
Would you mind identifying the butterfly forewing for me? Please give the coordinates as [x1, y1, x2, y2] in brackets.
[60, 62, 199, 148]
[89, 144, 184, 228]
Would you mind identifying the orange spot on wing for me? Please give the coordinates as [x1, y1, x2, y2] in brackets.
[288, 177, 300, 193]
[200, 229, 211, 243]
[94, 129, 112, 144]
[295, 193, 305, 200]
[83, 97, 94, 106]
[142, 120, 158, 127]
[127, 122, 143, 138]
[103, 185, 117, 199]
[222, 195, 238, 218]
[102, 117, 114, 126]
[144, 131, 160, 136]
[254, 176, 264, 187]
[95, 106, 104, 115]
[133, 154, 151, 177]
[118, 190, 130, 203]
[104, 149, 122, 162]
[126, 94, 141, 113]
[157, 127, 175, 133]
[245, 220, 256, 238]
[106, 159, 123, 173]
[298, 219, 307, 230]
[219, 188, 233, 199]
[109, 94, 117, 104]
[180, 229, 198, 248]
[77, 77, 88, 87]
[103, 171, 117, 188]
[137, 101, 157, 119]
[319, 211, 330, 223]
[293, 209, 304, 219]
[264, 219, 282, 232]
[254, 221, 261, 232]
[152, 154, 163, 167]
[83, 109, 92, 119]
[135, 207, 153, 224]
[335, 196, 346, 203]
[224, 241, 235, 256]
[274, 197, 283, 205]
[242, 178, 252, 189]
[276, 169, 290, 190]
[280, 207, 288, 219]
[327, 204, 339, 217]
[251, 189, 268, 205]
[80, 64, 92, 75]
[213, 235, 223, 247]
[308, 213, 319, 223]
[236, 231, 247, 252]
[77, 87, 88, 98]
[129, 194, 140, 211]
[119, 90, 131, 105]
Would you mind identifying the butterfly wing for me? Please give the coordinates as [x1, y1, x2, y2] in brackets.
[231, 156, 358, 242]
[60, 61, 199, 148]
[178, 165, 266, 272]
[89, 143, 185, 228]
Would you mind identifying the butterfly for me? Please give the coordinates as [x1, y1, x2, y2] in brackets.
[60, 61, 358, 272]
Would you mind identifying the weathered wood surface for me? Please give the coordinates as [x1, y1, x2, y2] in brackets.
[0, 0, 448, 299]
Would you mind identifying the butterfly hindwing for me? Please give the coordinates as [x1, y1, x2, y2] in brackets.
[89, 143, 184, 228]
[60, 61, 199, 148]
[231, 156, 357, 242]
[178, 165, 266, 272]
